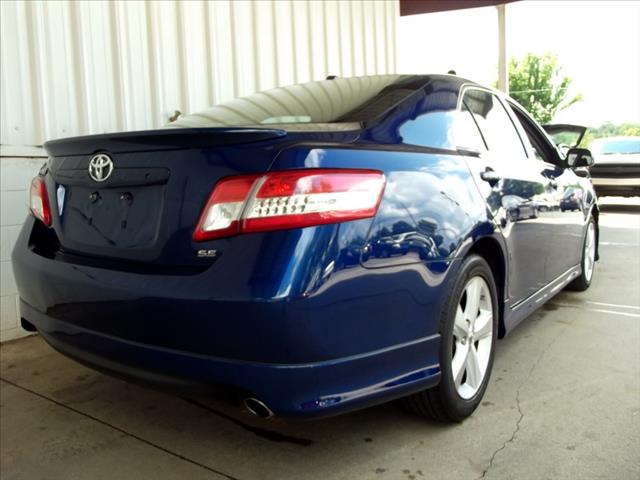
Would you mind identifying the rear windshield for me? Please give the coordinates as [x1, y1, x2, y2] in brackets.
[168, 75, 424, 131]
[591, 138, 640, 155]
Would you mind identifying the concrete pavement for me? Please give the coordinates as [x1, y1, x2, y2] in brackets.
[1, 201, 639, 480]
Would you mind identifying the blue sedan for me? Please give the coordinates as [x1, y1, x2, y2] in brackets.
[12, 74, 598, 421]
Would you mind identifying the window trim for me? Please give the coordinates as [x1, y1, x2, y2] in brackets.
[460, 99, 489, 151]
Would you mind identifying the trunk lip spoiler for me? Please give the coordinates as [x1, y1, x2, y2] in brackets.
[542, 123, 587, 149]
[43, 127, 288, 157]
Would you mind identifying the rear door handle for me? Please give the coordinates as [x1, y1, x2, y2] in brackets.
[480, 169, 501, 184]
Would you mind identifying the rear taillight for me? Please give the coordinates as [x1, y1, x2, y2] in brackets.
[193, 169, 385, 241]
[29, 176, 52, 227]
[192, 174, 260, 241]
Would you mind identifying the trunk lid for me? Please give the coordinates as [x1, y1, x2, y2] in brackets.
[42, 128, 300, 271]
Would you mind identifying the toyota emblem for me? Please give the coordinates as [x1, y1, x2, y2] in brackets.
[88, 154, 114, 182]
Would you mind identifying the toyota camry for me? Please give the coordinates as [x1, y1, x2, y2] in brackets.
[12, 74, 598, 421]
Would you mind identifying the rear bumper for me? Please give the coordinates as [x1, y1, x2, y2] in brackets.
[590, 170, 640, 197]
[592, 177, 640, 197]
[19, 300, 440, 418]
[12, 217, 448, 418]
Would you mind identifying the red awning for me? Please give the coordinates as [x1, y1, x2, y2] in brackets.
[400, 0, 518, 17]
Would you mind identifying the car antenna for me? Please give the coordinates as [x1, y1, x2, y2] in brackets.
[326, 75, 338, 80]
[447, 70, 457, 75]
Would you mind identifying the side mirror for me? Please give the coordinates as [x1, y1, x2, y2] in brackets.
[566, 148, 594, 168]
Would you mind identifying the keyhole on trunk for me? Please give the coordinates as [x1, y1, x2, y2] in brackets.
[120, 192, 133, 206]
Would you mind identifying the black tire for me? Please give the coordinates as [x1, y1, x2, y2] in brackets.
[401, 255, 499, 422]
[567, 216, 596, 291]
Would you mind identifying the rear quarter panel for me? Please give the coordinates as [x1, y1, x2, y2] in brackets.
[266, 146, 502, 353]
[271, 146, 493, 267]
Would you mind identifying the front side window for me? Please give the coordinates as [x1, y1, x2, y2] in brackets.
[462, 89, 527, 159]
[509, 104, 557, 163]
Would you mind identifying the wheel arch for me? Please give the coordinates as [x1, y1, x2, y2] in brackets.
[467, 236, 507, 338]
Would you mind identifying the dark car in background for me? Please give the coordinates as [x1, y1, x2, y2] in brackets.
[12, 74, 598, 422]
[502, 194, 538, 221]
[560, 187, 585, 212]
[588, 136, 640, 197]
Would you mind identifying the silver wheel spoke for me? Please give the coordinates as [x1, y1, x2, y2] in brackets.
[453, 305, 467, 340]
[474, 310, 493, 340]
[464, 277, 482, 320]
[465, 345, 483, 390]
[452, 343, 469, 389]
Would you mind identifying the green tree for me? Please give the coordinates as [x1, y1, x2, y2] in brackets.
[507, 53, 582, 124]
[581, 122, 640, 147]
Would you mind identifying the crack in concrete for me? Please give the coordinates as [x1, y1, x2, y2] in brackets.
[479, 390, 524, 479]
[480, 311, 574, 479]
[0, 377, 241, 480]
[527, 329, 561, 378]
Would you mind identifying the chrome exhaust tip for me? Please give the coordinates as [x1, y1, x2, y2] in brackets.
[243, 397, 274, 419]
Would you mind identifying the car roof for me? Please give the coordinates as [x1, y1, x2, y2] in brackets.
[169, 74, 486, 130]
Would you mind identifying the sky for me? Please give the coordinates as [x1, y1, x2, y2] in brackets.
[397, 0, 640, 127]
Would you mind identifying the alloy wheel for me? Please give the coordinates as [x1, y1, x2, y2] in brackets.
[584, 221, 596, 282]
[451, 276, 494, 400]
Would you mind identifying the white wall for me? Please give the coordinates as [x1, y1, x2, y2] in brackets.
[1, 0, 398, 147]
[0, 151, 45, 341]
[0, 0, 398, 341]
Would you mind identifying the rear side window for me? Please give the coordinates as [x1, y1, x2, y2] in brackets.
[462, 89, 527, 158]
[399, 92, 486, 152]
[458, 103, 487, 152]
